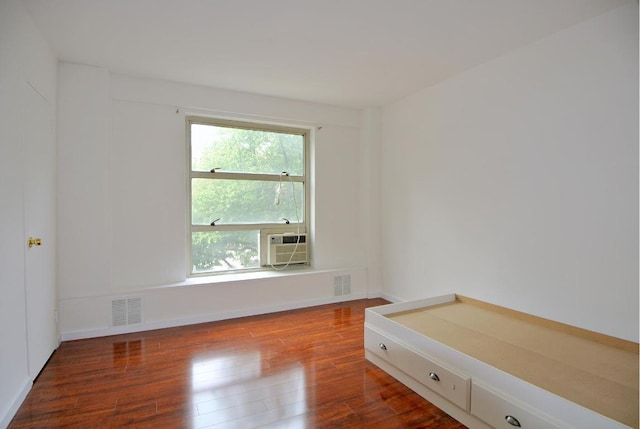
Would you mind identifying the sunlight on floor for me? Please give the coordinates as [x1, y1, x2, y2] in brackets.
[191, 351, 308, 428]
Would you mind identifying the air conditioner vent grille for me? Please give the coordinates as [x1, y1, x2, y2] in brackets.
[267, 234, 308, 266]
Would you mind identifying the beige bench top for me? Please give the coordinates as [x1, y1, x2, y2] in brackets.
[388, 295, 639, 428]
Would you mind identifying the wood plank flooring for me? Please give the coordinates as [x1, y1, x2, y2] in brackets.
[9, 299, 467, 429]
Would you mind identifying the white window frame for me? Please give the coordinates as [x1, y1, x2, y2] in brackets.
[187, 116, 310, 275]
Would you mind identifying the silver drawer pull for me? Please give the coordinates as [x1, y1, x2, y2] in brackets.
[428, 372, 440, 382]
[505, 415, 521, 427]
[379, 343, 387, 351]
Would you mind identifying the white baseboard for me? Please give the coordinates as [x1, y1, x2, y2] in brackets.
[379, 292, 403, 303]
[1, 377, 31, 429]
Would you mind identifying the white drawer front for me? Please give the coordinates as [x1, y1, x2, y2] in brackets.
[471, 382, 565, 429]
[365, 327, 470, 411]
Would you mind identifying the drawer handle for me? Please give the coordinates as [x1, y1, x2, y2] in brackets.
[379, 343, 387, 351]
[428, 372, 440, 382]
[505, 415, 521, 427]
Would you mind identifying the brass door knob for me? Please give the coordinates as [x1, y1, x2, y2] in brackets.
[28, 237, 42, 248]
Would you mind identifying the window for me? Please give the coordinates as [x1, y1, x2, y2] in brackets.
[188, 117, 309, 274]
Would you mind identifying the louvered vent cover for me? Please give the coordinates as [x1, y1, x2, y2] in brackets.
[342, 275, 352, 295]
[333, 274, 352, 296]
[112, 297, 142, 326]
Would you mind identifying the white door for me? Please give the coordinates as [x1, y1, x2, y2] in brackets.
[23, 83, 58, 377]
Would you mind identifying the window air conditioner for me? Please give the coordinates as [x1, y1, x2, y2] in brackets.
[267, 234, 308, 265]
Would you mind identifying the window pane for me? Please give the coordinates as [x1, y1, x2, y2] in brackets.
[191, 178, 304, 225]
[192, 230, 259, 273]
[191, 123, 304, 175]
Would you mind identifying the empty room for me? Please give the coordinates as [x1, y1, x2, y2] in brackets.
[1, 0, 638, 428]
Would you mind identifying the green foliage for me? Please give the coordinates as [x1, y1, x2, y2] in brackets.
[192, 231, 259, 272]
[192, 126, 303, 175]
[191, 125, 305, 272]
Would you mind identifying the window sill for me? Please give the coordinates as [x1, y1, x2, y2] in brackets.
[183, 265, 315, 286]
[107, 265, 364, 295]
[139, 265, 352, 291]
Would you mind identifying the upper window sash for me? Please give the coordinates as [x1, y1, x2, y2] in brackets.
[189, 120, 305, 177]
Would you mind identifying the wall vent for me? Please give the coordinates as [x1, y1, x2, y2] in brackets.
[112, 297, 142, 327]
[333, 274, 352, 296]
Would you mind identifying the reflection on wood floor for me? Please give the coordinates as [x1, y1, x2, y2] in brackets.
[9, 298, 467, 428]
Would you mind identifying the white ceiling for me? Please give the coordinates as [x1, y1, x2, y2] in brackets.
[24, 0, 630, 108]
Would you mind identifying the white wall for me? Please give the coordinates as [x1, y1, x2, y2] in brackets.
[361, 108, 383, 294]
[381, 3, 638, 341]
[58, 67, 376, 339]
[0, 0, 57, 426]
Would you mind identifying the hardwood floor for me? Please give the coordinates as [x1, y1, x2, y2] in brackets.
[9, 299, 467, 429]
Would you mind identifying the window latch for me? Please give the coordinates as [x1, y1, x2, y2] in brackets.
[210, 218, 220, 226]
[281, 217, 290, 224]
[210, 167, 221, 173]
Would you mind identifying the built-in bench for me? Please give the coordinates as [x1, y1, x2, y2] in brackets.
[364, 294, 639, 429]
